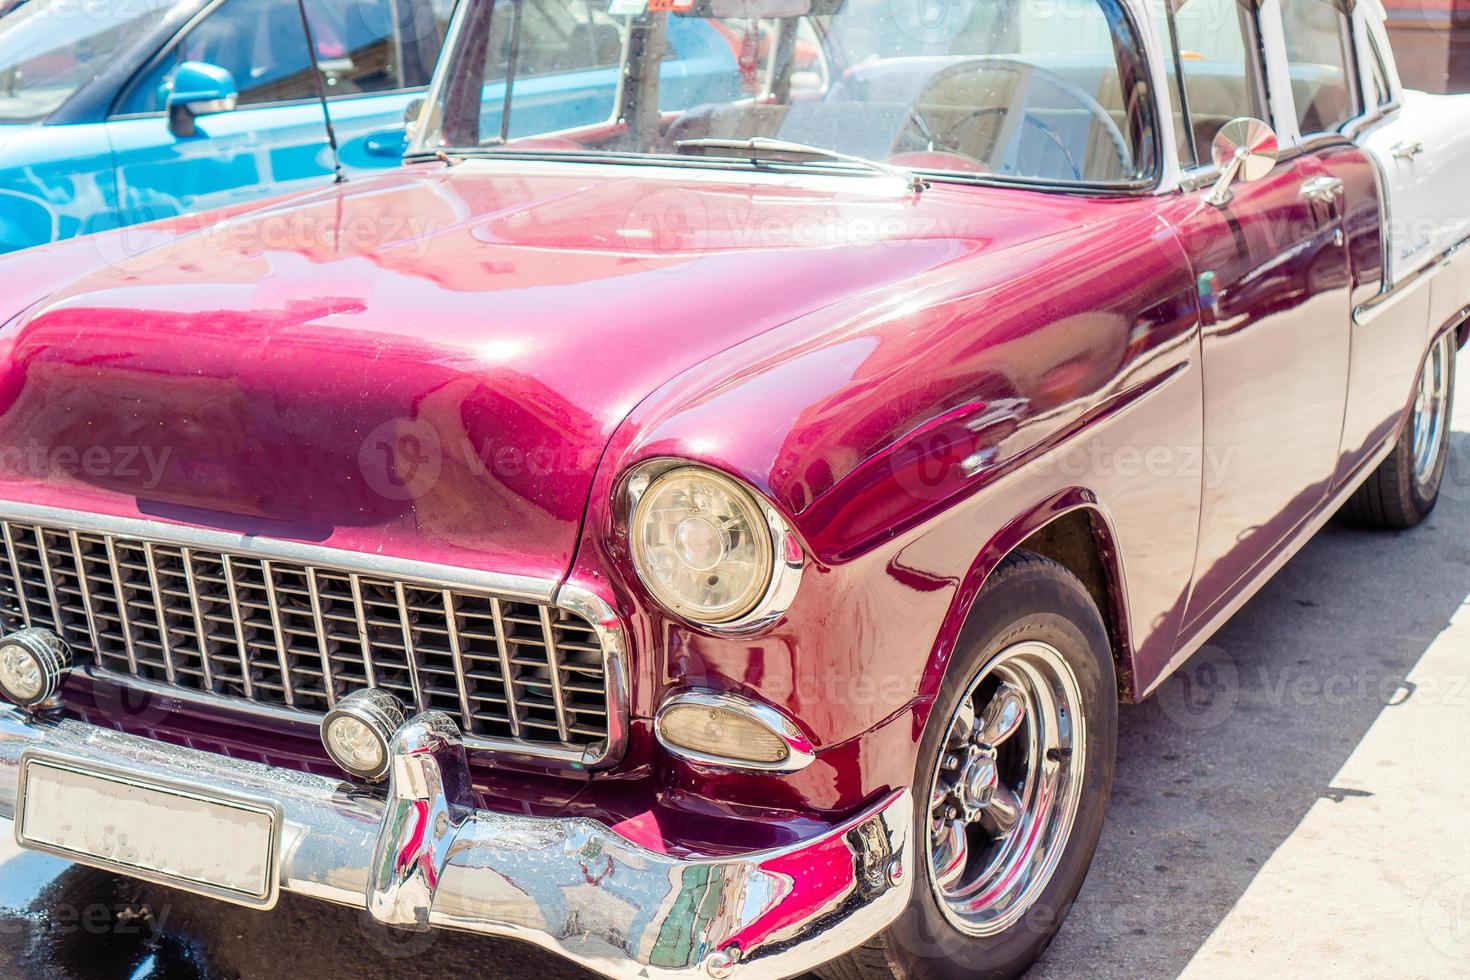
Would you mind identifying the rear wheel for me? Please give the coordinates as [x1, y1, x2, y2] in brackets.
[817, 552, 1117, 980]
[1343, 330, 1457, 529]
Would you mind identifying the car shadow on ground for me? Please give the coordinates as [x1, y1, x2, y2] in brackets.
[1034, 428, 1470, 978]
[2, 432, 1468, 980]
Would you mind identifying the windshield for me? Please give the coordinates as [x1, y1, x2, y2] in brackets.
[0, 0, 173, 123]
[413, 0, 1157, 186]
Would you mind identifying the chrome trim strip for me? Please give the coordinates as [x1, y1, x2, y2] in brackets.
[655, 689, 816, 773]
[304, 568, 335, 710]
[393, 580, 424, 711]
[142, 542, 177, 686]
[1356, 233, 1470, 318]
[538, 605, 571, 744]
[489, 597, 522, 739]
[1, 523, 31, 628]
[32, 528, 63, 635]
[104, 536, 138, 675]
[441, 590, 473, 731]
[0, 500, 556, 603]
[220, 554, 254, 700]
[0, 709, 911, 980]
[69, 530, 102, 652]
[260, 559, 295, 709]
[347, 573, 377, 689]
[179, 548, 214, 693]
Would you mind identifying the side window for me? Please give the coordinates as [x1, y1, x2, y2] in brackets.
[1167, 0, 1267, 167]
[1279, 0, 1360, 133]
[309, 0, 454, 95]
[118, 0, 317, 114]
[485, 0, 622, 81]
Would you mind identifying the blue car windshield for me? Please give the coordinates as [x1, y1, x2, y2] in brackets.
[413, 0, 1158, 186]
[0, 0, 173, 122]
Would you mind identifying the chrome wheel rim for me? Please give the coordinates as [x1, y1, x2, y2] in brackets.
[1412, 333, 1453, 490]
[925, 641, 1086, 937]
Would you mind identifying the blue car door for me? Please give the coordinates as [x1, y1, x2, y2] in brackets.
[103, 0, 451, 227]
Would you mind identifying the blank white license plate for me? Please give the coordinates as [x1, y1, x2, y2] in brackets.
[15, 753, 282, 909]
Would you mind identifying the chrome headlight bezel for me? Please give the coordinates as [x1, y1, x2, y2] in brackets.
[624, 460, 804, 633]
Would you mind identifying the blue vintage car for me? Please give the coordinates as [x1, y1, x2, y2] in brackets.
[0, 0, 739, 253]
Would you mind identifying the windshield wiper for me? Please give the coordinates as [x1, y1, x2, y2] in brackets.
[674, 137, 928, 194]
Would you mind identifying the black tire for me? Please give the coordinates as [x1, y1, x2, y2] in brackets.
[1343, 332, 1457, 529]
[815, 551, 1118, 980]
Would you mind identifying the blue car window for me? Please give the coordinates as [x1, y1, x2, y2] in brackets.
[118, 0, 318, 114]
[0, 0, 173, 123]
[116, 0, 453, 116]
[308, 0, 453, 95]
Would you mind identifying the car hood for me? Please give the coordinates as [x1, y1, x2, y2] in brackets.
[0, 160, 1087, 579]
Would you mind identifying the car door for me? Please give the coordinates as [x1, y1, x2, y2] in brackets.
[103, 0, 450, 227]
[1161, 0, 1355, 629]
[1274, 0, 1408, 480]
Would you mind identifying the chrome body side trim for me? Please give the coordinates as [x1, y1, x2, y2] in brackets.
[0, 708, 913, 980]
[1355, 233, 1470, 319]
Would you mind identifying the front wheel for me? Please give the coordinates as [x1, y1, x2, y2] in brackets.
[1343, 330, 1457, 529]
[817, 552, 1117, 980]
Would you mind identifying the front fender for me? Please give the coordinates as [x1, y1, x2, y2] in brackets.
[564, 195, 1204, 818]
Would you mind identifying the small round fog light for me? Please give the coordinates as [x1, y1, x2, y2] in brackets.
[0, 628, 71, 708]
[321, 689, 406, 782]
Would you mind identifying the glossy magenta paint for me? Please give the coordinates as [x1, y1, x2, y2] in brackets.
[0, 146, 1418, 844]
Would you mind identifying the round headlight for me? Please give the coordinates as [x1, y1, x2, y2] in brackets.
[630, 467, 776, 624]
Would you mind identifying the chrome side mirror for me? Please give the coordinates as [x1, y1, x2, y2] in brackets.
[1205, 117, 1278, 208]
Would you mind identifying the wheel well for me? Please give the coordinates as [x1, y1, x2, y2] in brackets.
[1013, 509, 1132, 699]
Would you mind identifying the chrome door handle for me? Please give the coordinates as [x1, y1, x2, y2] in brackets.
[1391, 140, 1425, 161]
[1299, 175, 1344, 206]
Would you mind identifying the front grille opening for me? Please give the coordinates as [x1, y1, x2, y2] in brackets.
[0, 521, 612, 756]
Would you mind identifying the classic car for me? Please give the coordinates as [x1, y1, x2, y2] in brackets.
[0, 0, 1464, 976]
[0, 0, 742, 252]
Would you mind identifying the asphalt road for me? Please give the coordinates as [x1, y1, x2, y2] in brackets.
[1, 351, 1466, 980]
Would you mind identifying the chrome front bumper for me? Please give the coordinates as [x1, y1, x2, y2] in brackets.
[0, 707, 913, 978]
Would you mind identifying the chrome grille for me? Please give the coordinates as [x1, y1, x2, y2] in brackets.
[0, 520, 613, 755]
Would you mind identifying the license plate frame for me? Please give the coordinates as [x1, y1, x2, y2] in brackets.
[14, 750, 283, 909]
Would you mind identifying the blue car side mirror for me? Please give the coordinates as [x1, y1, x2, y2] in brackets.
[166, 61, 239, 138]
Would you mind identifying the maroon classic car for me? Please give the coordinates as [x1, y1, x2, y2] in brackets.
[0, 0, 1464, 977]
